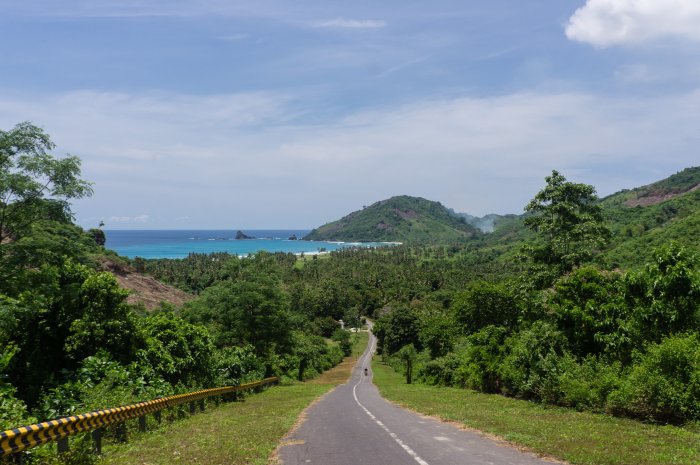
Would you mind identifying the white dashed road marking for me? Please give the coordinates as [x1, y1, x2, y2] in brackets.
[352, 336, 431, 465]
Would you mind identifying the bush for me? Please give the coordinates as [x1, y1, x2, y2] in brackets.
[625, 243, 700, 344]
[500, 321, 569, 402]
[556, 355, 622, 411]
[331, 328, 352, 356]
[547, 267, 630, 359]
[419, 353, 462, 386]
[457, 326, 510, 393]
[212, 345, 264, 385]
[607, 333, 700, 423]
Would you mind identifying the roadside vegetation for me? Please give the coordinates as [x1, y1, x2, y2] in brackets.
[372, 360, 700, 465]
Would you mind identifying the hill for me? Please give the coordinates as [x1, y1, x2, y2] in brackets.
[304, 196, 480, 243]
[475, 166, 700, 269]
[597, 166, 700, 267]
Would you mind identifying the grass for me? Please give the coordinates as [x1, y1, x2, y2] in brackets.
[371, 359, 700, 465]
[100, 332, 368, 465]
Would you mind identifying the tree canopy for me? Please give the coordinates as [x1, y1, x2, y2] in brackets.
[0, 122, 93, 244]
[523, 170, 610, 282]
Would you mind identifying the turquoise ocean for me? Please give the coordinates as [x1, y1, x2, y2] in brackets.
[105, 230, 390, 259]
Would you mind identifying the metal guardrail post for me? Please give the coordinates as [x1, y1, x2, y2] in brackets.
[199, 399, 205, 412]
[57, 436, 69, 454]
[115, 422, 127, 443]
[138, 416, 147, 433]
[92, 429, 102, 454]
[12, 452, 23, 464]
[189, 401, 196, 414]
[154, 410, 162, 424]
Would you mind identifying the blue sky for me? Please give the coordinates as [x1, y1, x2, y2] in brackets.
[1, 0, 699, 228]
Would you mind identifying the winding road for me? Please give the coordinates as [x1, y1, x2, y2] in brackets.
[278, 329, 555, 465]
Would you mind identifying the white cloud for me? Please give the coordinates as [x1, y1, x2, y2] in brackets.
[108, 215, 149, 224]
[566, 0, 700, 47]
[1, 88, 699, 226]
[314, 18, 386, 29]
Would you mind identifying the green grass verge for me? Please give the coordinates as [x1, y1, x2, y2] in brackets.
[100, 384, 329, 465]
[100, 332, 368, 465]
[372, 359, 700, 465]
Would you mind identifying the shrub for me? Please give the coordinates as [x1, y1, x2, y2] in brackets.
[607, 333, 700, 423]
[500, 321, 569, 402]
[457, 326, 509, 393]
[419, 353, 462, 387]
[547, 267, 630, 359]
[331, 328, 352, 356]
[556, 355, 622, 411]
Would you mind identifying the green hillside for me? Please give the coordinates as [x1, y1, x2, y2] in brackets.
[304, 195, 480, 243]
[598, 166, 700, 267]
[477, 166, 700, 269]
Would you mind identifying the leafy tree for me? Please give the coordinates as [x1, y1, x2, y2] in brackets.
[451, 281, 519, 335]
[0, 122, 92, 252]
[523, 170, 610, 282]
[88, 228, 106, 246]
[397, 344, 417, 384]
[5, 261, 142, 404]
[185, 275, 292, 356]
[64, 266, 142, 364]
[418, 305, 456, 358]
[374, 306, 422, 355]
[547, 267, 631, 360]
[137, 312, 216, 386]
[608, 333, 700, 423]
[624, 242, 700, 343]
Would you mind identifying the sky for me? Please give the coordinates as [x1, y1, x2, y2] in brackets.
[1, 0, 699, 229]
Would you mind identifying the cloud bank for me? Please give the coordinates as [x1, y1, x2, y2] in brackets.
[1, 88, 698, 227]
[566, 0, 700, 47]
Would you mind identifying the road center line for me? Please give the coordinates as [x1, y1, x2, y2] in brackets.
[352, 334, 431, 465]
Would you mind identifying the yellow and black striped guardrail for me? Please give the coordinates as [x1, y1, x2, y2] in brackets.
[0, 377, 278, 459]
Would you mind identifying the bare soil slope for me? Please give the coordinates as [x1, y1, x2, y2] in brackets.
[98, 258, 192, 309]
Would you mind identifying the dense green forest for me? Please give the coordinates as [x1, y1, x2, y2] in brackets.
[1, 122, 699, 464]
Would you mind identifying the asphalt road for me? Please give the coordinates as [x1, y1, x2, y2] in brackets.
[278, 329, 556, 465]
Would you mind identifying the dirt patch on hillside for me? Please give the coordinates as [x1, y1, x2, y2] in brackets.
[393, 208, 419, 220]
[625, 183, 700, 207]
[98, 259, 193, 310]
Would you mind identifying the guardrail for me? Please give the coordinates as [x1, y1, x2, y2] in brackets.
[0, 377, 278, 463]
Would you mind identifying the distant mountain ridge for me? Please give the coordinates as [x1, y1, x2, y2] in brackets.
[447, 210, 508, 233]
[304, 195, 480, 243]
